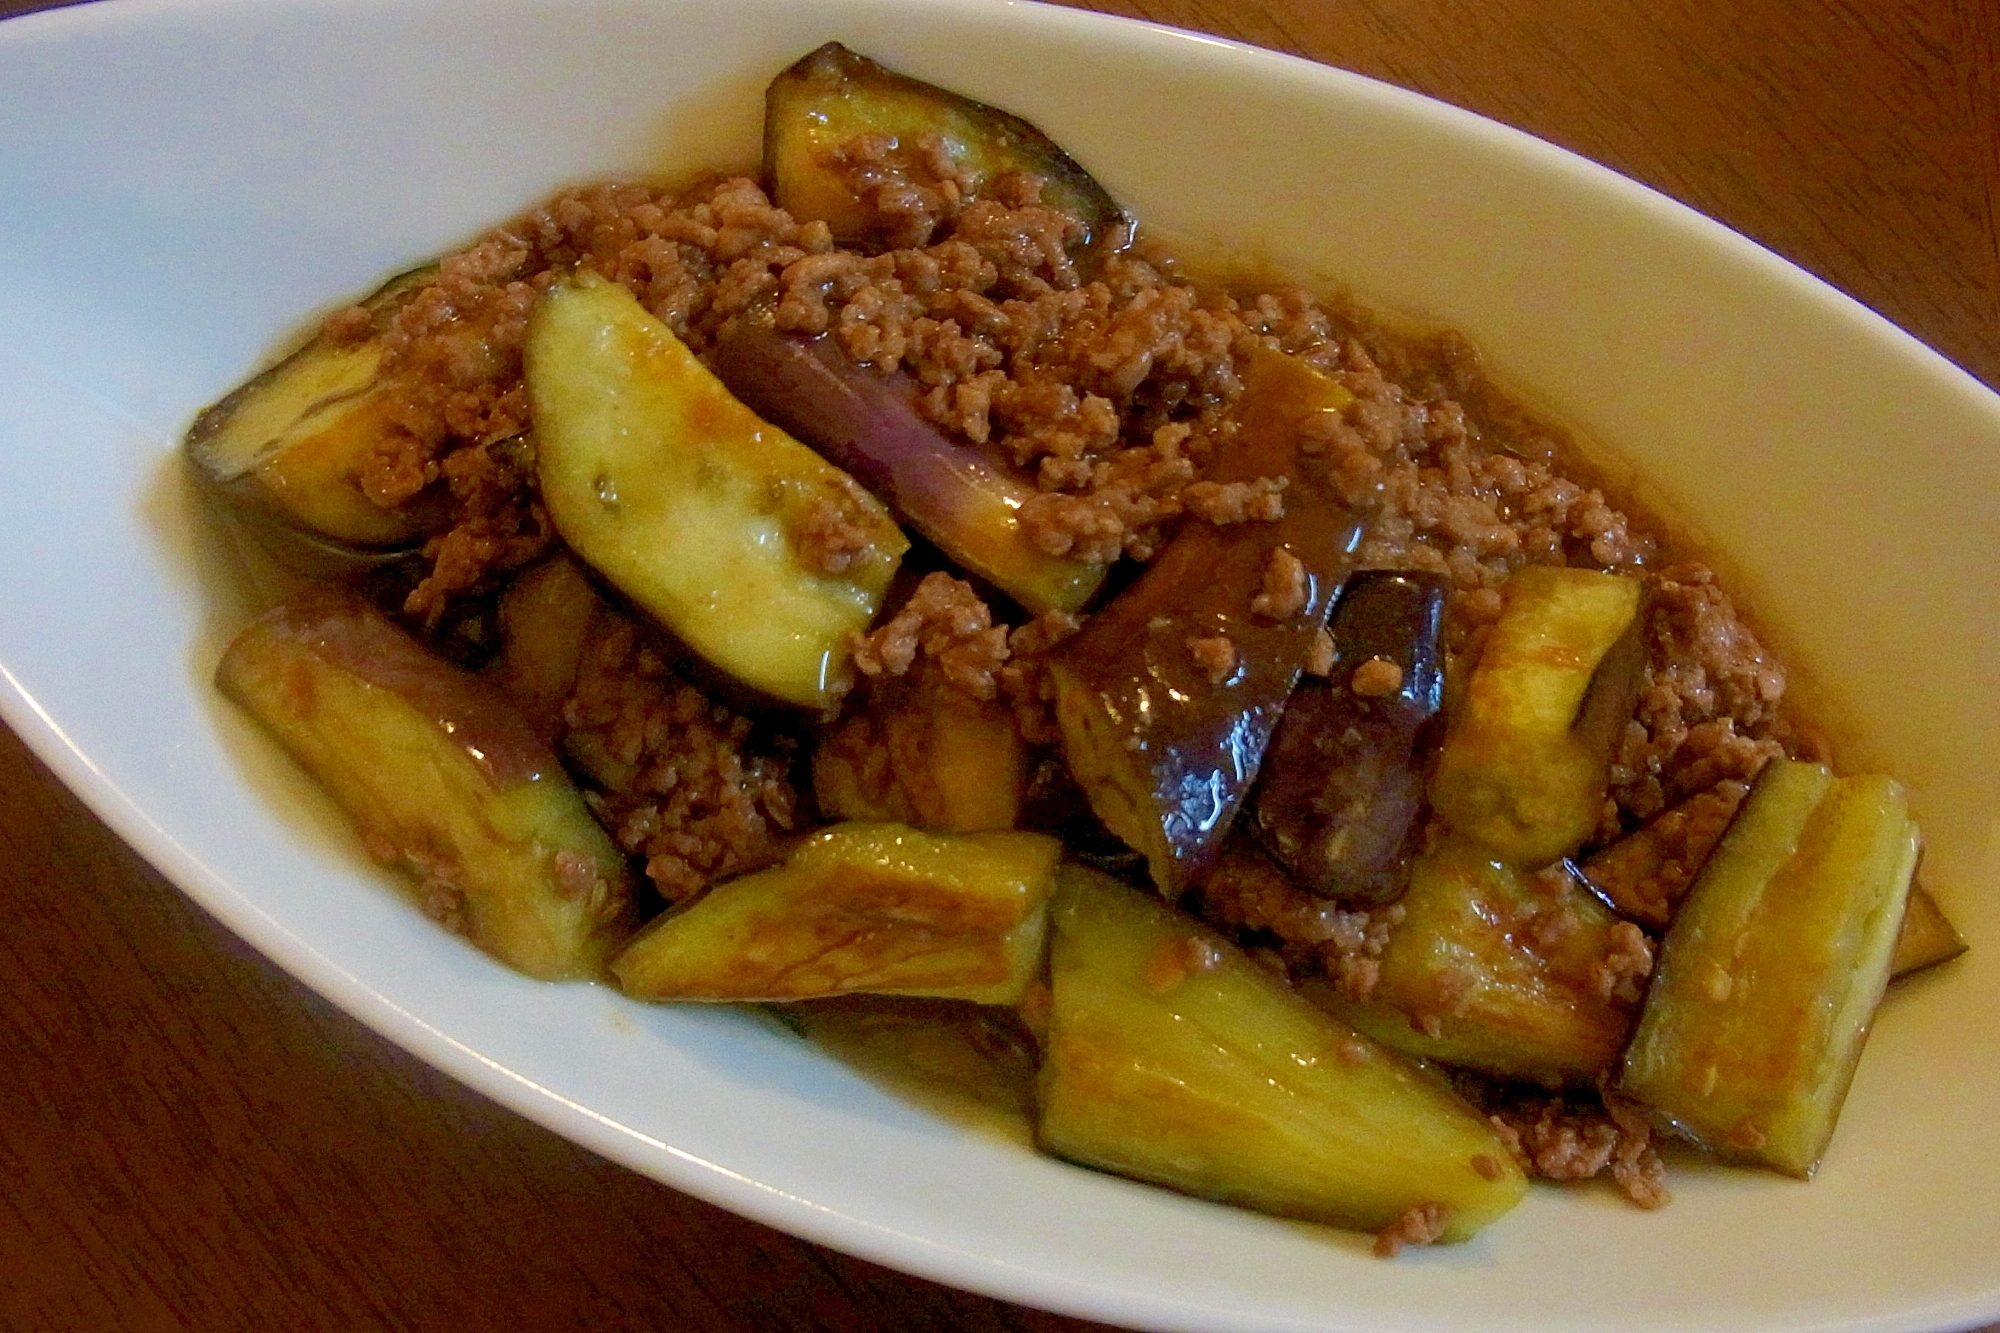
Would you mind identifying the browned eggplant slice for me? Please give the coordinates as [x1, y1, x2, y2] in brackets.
[813, 671, 1028, 833]
[216, 586, 637, 980]
[527, 273, 908, 710]
[611, 822, 1061, 1006]
[1618, 759, 1919, 1177]
[1315, 837, 1641, 1086]
[710, 320, 1104, 614]
[1890, 882, 1968, 980]
[1036, 864, 1528, 1241]
[187, 265, 445, 553]
[1429, 566, 1645, 865]
[1251, 570, 1447, 902]
[765, 42, 1125, 251]
[488, 553, 605, 740]
[1047, 349, 1364, 895]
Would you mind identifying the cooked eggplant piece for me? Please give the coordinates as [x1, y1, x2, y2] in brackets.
[1251, 570, 1447, 902]
[489, 553, 604, 740]
[813, 671, 1027, 833]
[1429, 566, 1644, 865]
[1890, 882, 1967, 980]
[786, 996, 1038, 1140]
[1048, 350, 1364, 895]
[611, 822, 1060, 1005]
[187, 265, 444, 551]
[1315, 836, 1639, 1086]
[526, 274, 907, 710]
[1577, 780, 1750, 929]
[1036, 865, 1527, 1242]
[1618, 760, 1919, 1177]
[216, 586, 636, 980]
[710, 320, 1105, 615]
[765, 42, 1124, 251]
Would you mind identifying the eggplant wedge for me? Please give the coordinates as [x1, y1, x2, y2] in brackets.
[216, 586, 636, 980]
[1890, 882, 1967, 980]
[1316, 837, 1638, 1086]
[488, 554, 604, 740]
[765, 42, 1125, 250]
[1048, 349, 1364, 895]
[1036, 865, 1527, 1242]
[187, 265, 443, 551]
[1576, 781, 1750, 929]
[813, 672, 1028, 833]
[1251, 570, 1447, 902]
[611, 823, 1060, 1006]
[710, 320, 1105, 614]
[1429, 566, 1644, 865]
[526, 274, 907, 710]
[1618, 759, 1919, 1177]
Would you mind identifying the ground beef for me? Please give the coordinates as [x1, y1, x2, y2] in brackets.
[1487, 1090, 1671, 1210]
[351, 171, 1797, 888]
[1372, 1203, 1448, 1257]
[995, 608, 1083, 745]
[1186, 634, 1238, 684]
[849, 571, 1011, 700]
[561, 611, 798, 902]
[1581, 780, 1749, 927]
[1249, 545, 1308, 619]
[1198, 846, 1403, 1001]
[1348, 656, 1404, 698]
[1591, 921, 1656, 1004]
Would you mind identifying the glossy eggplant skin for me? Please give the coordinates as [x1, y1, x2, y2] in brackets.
[764, 42, 1125, 252]
[1048, 350, 1364, 895]
[1251, 571, 1447, 902]
[709, 321, 1104, 614]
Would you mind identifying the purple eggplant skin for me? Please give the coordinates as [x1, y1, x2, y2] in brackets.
[1251, 571, 1448, 903]
[709, 320, 1104, 615]
[1047, 349, 1365, 897]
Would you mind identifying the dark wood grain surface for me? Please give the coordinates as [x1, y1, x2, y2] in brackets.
[2, 0, 1994, 1328]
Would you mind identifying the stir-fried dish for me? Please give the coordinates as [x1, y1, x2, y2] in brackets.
[191, 43, 1967, 1255]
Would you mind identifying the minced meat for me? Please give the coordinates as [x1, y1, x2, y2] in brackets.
[561, 611, 798, 902]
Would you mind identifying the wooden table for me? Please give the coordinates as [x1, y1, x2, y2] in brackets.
[2, 0, 1993, 1327]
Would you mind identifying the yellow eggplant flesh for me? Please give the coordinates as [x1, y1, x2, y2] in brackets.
[765, 42, 1124, 250]
[526, 274, 907, 710]
[1316, 836, 1636, 1086]
[216, 586, 636, 980]
[1429, 566, 1644, 865]
[1618, 759, 1919, 1178]
[186, 265, 440, 550]
[611, 823, 1060, 1005]
[813, 676, 1027, 833]
[1890, 882, 1967, 981]
[1049, 349, 1364, 895]
[1037, 865, 1527, 1242]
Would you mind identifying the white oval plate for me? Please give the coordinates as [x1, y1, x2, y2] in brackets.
[3, 2, 1997, 1330]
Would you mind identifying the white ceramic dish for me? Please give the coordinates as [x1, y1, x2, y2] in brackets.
[3, 1, 1997, 1329]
